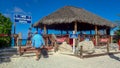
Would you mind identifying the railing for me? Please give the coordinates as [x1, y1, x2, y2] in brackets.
[42, 34, 113, 46]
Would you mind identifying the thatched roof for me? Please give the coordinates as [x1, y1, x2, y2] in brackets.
[34, 6, 115, 30]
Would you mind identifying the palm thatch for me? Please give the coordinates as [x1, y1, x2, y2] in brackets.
[34, 6, 116, 30]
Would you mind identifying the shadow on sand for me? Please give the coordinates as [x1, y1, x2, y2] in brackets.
[0, 57, 11, 64]
[108, 53, 120, 61]
[0, 47, 18, 64]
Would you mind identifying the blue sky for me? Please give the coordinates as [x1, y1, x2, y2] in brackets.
[0, 0, 120, 39]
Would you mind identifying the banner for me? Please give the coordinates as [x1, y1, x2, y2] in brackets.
[14, 14, 31, 23]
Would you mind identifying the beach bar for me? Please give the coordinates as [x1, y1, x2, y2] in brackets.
[34, 6, 115, 43]
[33, 6, 119, 57]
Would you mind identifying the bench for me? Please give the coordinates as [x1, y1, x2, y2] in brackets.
[18, 39, 53, 56]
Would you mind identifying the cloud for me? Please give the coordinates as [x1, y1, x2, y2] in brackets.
[3, 7, 27, 18]
[12, 7, 26, 14]
[2, 7, 32, 21]
[11, 7, 32, 15]
[3, 13, 11, 18]
[14, 7, 24, 13]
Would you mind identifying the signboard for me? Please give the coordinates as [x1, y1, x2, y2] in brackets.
[0, 34, 8, 37]
[14, 15, 31, 23]
[69, 34, 78, 39]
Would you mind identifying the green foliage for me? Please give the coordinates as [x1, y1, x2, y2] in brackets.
[113, 39, 117, 43]
[0, 13, 12, 48]
[114, 26, 120, 43]
[116, 26, 120, 35]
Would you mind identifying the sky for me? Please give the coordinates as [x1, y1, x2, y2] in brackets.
[0, 0, 120, 39]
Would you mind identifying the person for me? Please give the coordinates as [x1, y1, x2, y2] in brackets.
[27, 28, 32, 45]
[17, 32, 22, 46]
[32, 30, 45, 60]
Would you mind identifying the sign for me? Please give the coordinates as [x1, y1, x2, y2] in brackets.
[69, 34, 78, 39]
[0, 34, 8, 37]
[14, 15, 31, 23]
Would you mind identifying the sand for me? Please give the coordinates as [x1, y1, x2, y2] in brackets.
[0, 52, 120, 68]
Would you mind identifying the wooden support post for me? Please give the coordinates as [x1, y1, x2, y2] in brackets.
[75, 22, 77, 46]
[110, 35, 113, 43]
[107, 42, 109, 54]
[54, 42, 58, 52]
[73, 22, 77, 54]
[14, 22, 16, 34]
[80, 46, 83, 58]
[106, 28, 110, 53]
[73, 31, 76, 53]
[18, 39, 22, 56]
[74, 22, 77, 33]
[46, 37, 48, 46]
[106, 28, 111, 43]
[95, 26, 98, 46]
[44, 24, 46, 34]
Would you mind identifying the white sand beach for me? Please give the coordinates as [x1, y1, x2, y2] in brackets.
[0, 52, 120, 68]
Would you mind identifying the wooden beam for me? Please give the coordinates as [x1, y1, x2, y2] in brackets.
[44, 25, 47, 34]
[18, 39, 22, 56]
[95, 25, 98, 46]
[107, 42, 109, 54]
[110, 35, 113, 43]
[95, 26, 98, 35]
[80, 46, 83, 58]
[73, 21, 77, 53]
[74, 22, 77, 33]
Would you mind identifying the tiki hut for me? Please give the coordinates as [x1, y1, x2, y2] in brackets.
[34, 6, 115, 32]
[34, 6, 116, 45]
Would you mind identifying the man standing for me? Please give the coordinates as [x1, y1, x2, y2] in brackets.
[32, 30, 45, 60]
[27, 28, 32, 45]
